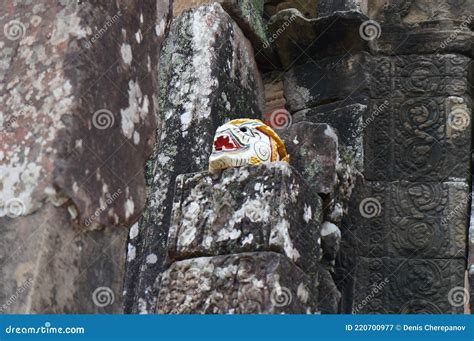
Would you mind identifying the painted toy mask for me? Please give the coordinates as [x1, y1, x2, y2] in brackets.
[209, 119, 289, 171]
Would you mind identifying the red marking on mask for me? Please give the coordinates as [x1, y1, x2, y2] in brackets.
[214, 135, 237, 151]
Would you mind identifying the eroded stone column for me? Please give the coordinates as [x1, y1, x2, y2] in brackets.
[0, 0, 171, 313]
[123, 4, 265, 313]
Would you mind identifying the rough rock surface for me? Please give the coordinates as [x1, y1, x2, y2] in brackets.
[1, 0, 168, 227]
[167, 163, 322, 274]
[263, 72, 286, 113]
[1, 0, 171, 313]
[281, 122, 339, 194]
[267, 9, 369, 67]
[284, 53, 371, 113]
[156, 252, 316, 314]
[294, 103, 365, 170]
[318, 266, 341, 314]
[123, 4, 265, 314]
[173, 0, 277, 70]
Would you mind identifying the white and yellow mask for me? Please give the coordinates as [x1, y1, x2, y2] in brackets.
[209, 119, 289, 171]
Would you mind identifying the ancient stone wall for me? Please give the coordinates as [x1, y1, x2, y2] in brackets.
[3, 0, 473, 315]
[132, 0, 473, 315]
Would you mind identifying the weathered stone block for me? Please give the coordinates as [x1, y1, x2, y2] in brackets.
[354, 257, 465, 314]
[268, 9, 369, 67]
[124, 3, 265, 313]
[284, 53, 371, 112]
[281, 122, 339, 194]
[369, 54, 472, 99]
[294, 103, 365, 170]
[156, 252, 316, 314]
[365, 96, 472, 182]
[167, 162, 322, 275]
[264, 0, 367, 19]
[0, 0, 167, 227]
[346, 180, 469, 259]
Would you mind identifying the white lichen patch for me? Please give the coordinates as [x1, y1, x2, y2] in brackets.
[241, 234, 254, 246]
[146, 254, 158, 264]
[297, 283, 309, 303]
[270, 219, 300, 262]
[303, 204, 312, 223]
[120, 80, 148, 139]
[124, 198, 135, 219]
[127, 243, 136, 262]
[177, 201, 201, 247]
[120, 43, 133, 65]
[129, 222, 139, 239]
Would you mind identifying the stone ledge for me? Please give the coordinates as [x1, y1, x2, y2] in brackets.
[167, 162, 322, 275]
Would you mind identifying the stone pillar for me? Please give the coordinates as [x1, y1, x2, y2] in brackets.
[156, 163, 321, 313]
[1, 0, 171, 313]
[123, 4, 265, 314]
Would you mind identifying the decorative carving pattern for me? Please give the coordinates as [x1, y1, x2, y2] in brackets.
[350, 180, 468, 258]
[365, 55, 471, 182]
[354, 257, 464, 313]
